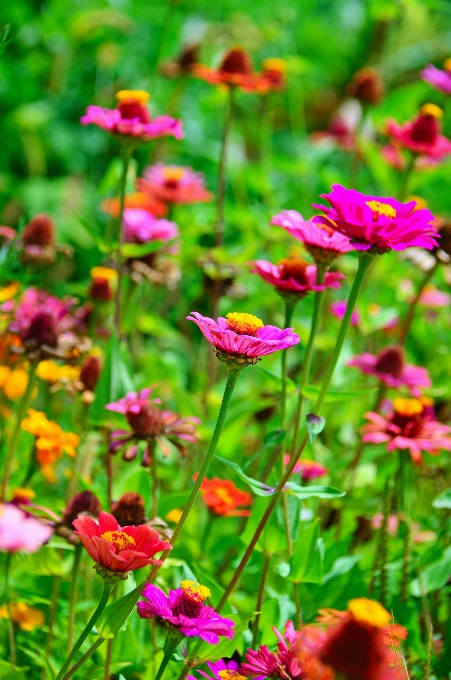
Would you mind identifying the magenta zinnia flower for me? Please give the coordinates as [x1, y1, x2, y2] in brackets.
[73, 511, 172, 573]
[0, 504, 52, 553]
[330, 300, 360, 327]
[241, 622, 305, 680]
[386, 104, 451, 159]
[138, 163, 213, 205]
[250, 259, 344, 296]
[271, 210, 354, 263]
[106, 386, 200, 464]
[81, 90, 183, 142]
[137, 581, 234, 643]
[362, 398, 451, 464]
[421, 62, 451, 95]
[348, 346, 431, 397]
[123, 208, 178, 245]
[313, 184, 438, 252]
[283, 456, 328, 480]
[188, 658, 245, 680]
[187, 312, 300, 367]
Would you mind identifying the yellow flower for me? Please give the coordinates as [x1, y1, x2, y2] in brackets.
[0, 602, 44, 631]
[0, 365, 11, 388]
[37, 360, 80, 385]
[166, 508, 183, 523]
[348, 598, 391, 628]
[3, 368, 29, 400]
[0, 282, 20, 303]
[21, 409, 80, 480]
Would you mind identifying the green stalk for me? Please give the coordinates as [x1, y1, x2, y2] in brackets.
[60, 638, 105, 680]
[4, 554, 16, 665]
[216, 254, 373, 612]
[55, 582, 113, 680]
[280, 299, 297, 434]
[290, 265, 326, 455]
[154, 633, 182, 680]
[114, 146, 133, 337]
[0, 365, 37, 502]
[149, 439, 158, 518]
[67, 544, 83, 655]
[398, 262, 438, 345]
[251, 553, 271, 646]
[215, 87, 236, 248]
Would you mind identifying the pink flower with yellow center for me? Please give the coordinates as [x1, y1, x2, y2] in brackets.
[271, 210, 354, 263]
[421, 60, 451, 95]
[73, 511, 172, 575]
[348, 345, 431, 397]
[362, 397, 451, 463]
[138, 163, 213, 205]
[313, 184, 438, 252]
[188, 659, 246, 680]
[137, 580, 234, 643]
[187, 312, 300, 368]
[250, 258, 345, 296]
[386, 104, 451, 158]
[80, 90, 183, 142]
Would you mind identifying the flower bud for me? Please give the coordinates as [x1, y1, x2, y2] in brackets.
[220, 47, 252, 75]
[347, 67, 384, 105]
[79, 355, 102, 392]
[63, 490, 102, 528]
[111, 492, 146, 526]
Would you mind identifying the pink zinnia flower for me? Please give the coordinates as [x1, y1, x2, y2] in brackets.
[137, 581, 234, 643]
[348, 345, 431, 397]
[283, 456, 328, 480]
[187, 312, 300, 365]
[250, 259, 344, 296]
[418, 285, 451, 308]
[106, 387, 200, 464]
[138, 163, 213, 205]
[386, 104, 451, 159]
[241, 622, 309, 680]
[330, 300, 360, 327]
[271, 210, 354, 263]
[123, 208, 178, 245]
[313, 184, 438, 252]
[188, 659, 245, 680]
[362, 397, 451, 463]
[9, 288, 76, 346]
[81, 90, 183, 142]
[421, 62, 451, 95]
[73, 511, 171, 573]
[0, 504, 52, 553]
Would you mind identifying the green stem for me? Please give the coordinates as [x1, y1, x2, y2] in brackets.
[252, 553, 271, 647]
[1, 365, 37, 502]
[67, 544, 83, 655]
[55, 582, 113, 680]
[144, 369, 240, 585]
[61, 638, 105, 680]
[280, 299, 297, 435]
[216, 254, 373, 612]
[215, 87, 236, 248]
[398, 153, 415, 201]
[149, 439, 158, 518]
[291, 265, 326, 456]
[114, 147, 133, 337]
[4, 554, 16, 665]
[104, 638, 114, 680]
[398, 262, 438, 345]
[155, 634, 182, 680]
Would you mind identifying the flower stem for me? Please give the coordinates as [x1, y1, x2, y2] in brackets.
[290, 265, 326, 455]
[67, 544, 83, 655]
[55, 582, 113, 680]
[104, 638, 114, 680]
[0, 364, 37, 502]
[149, 439, 158, 518]
[154, 633, 182, 680]
[215, 87, 235, 248]
[145, 369, 240, 585]
[216, 254, 373, 611]
[4, 554, 16, 665]
[398, 152, 415, 201]
[60, 638, 105, 680]
[398, 262, 438, 345]
[114, 146, 133, 337]
[252, 553, 271, 646]
[280, 300, 297, 434]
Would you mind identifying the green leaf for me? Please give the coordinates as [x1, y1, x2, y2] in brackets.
[284, 482, 345, 500]
[323, 555, 361, 584]
[432, 489, 451, 509]
[289, 520, 324, 584]
[411, 546, 451, 596]
[263, 430, 286, 447]
[301, 385, 377, 403]
[240, 496, 287, 554]
[0, 661, 30, 680]
[97, 583, 143, 638]
[120, 241, 165, 258]
[306, 413, 325, 443]
[90, 334, 134, 421]
[215, 456, 276, 496]
[21, 547, 66, 576]
[72, 214, 111, 252]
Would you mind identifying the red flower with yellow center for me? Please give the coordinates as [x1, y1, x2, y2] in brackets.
[387, 103, 451, 158]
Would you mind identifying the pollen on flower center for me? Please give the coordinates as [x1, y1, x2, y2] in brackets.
[215, 487, 234, 505]
[116, 90, 150, 105]
[444, 58, 451, 72]
[393, 398, 424, 417]
[180, 580, 211, 603]
[226, 312, 264, 336]
[348, 598, 391, 628]
[420, 103, 443, 120]
[278, 257, 310, 284]
[365, 200, 397, 220]
[163, 167, 185, 182]
[218, 671, 247, 680]
[100, 530, 136, 552]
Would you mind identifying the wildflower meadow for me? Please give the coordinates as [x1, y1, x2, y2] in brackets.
[2, 1, 451, 679]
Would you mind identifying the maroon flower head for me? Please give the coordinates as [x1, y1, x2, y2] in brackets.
[347, 67, 384, 105]
[374, 346, 404, 378]
[24, 312, 58, 347]
[111, 492, 146, 526]
[63, 490, 102, 528]
[23, 214, 54, 247]
[90, 277, 113, 301]
[220, 47, 252, 75]
[79, 355, 102, 392]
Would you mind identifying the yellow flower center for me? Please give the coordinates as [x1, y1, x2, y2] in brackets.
[444, 58, 451, 72]
[365, 200, 397, 219]
[218, 672, 246, 680]
[226, 312, 264, 337]
[180, 580, 211, 603]
[348, 598, 391, 628]
[420, 103, 443, 119]
[393, 397, 424, 417]
[116, 90, 150, 105]
[100, 530, 136, 552]
[420, 396, 433, 407]
[262, 58, 287, 74]
[90, 266, 118, 282]
[162, 167, 185, 182]
[13, 487, 35, 500]
[406, 195, 428, 212]
[215, 487, 234, 505]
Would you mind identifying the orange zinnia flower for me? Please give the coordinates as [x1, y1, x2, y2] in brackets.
[199, 477, 252, 516]
[101, 192, 167, 218]
[193, 47, 265, 93]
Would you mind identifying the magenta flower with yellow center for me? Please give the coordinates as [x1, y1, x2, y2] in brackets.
[137, 580, 235, 643]
[250, 258, 344, 296]
[313, 184, 438, 252]
[138, 163, 213, 205]
[80, 90, 183, 141]
[386, 104, 451, 158]
[187, 311, 300, 367]
[421, 60, 451, 95]
[188, 659, 246, 680]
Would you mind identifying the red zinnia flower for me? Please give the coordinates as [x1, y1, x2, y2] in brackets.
[193, 47, 263, 92]
[386, 104, 451, 159]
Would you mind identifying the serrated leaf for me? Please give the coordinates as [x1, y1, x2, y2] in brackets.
[306, 413, 325, 443]
[432, 489, 451, 509]
[283, 482, 345, 500]
[289, 520, 324, 584]
[301, 385, 377, 403]
[215, 456, 276, 496]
